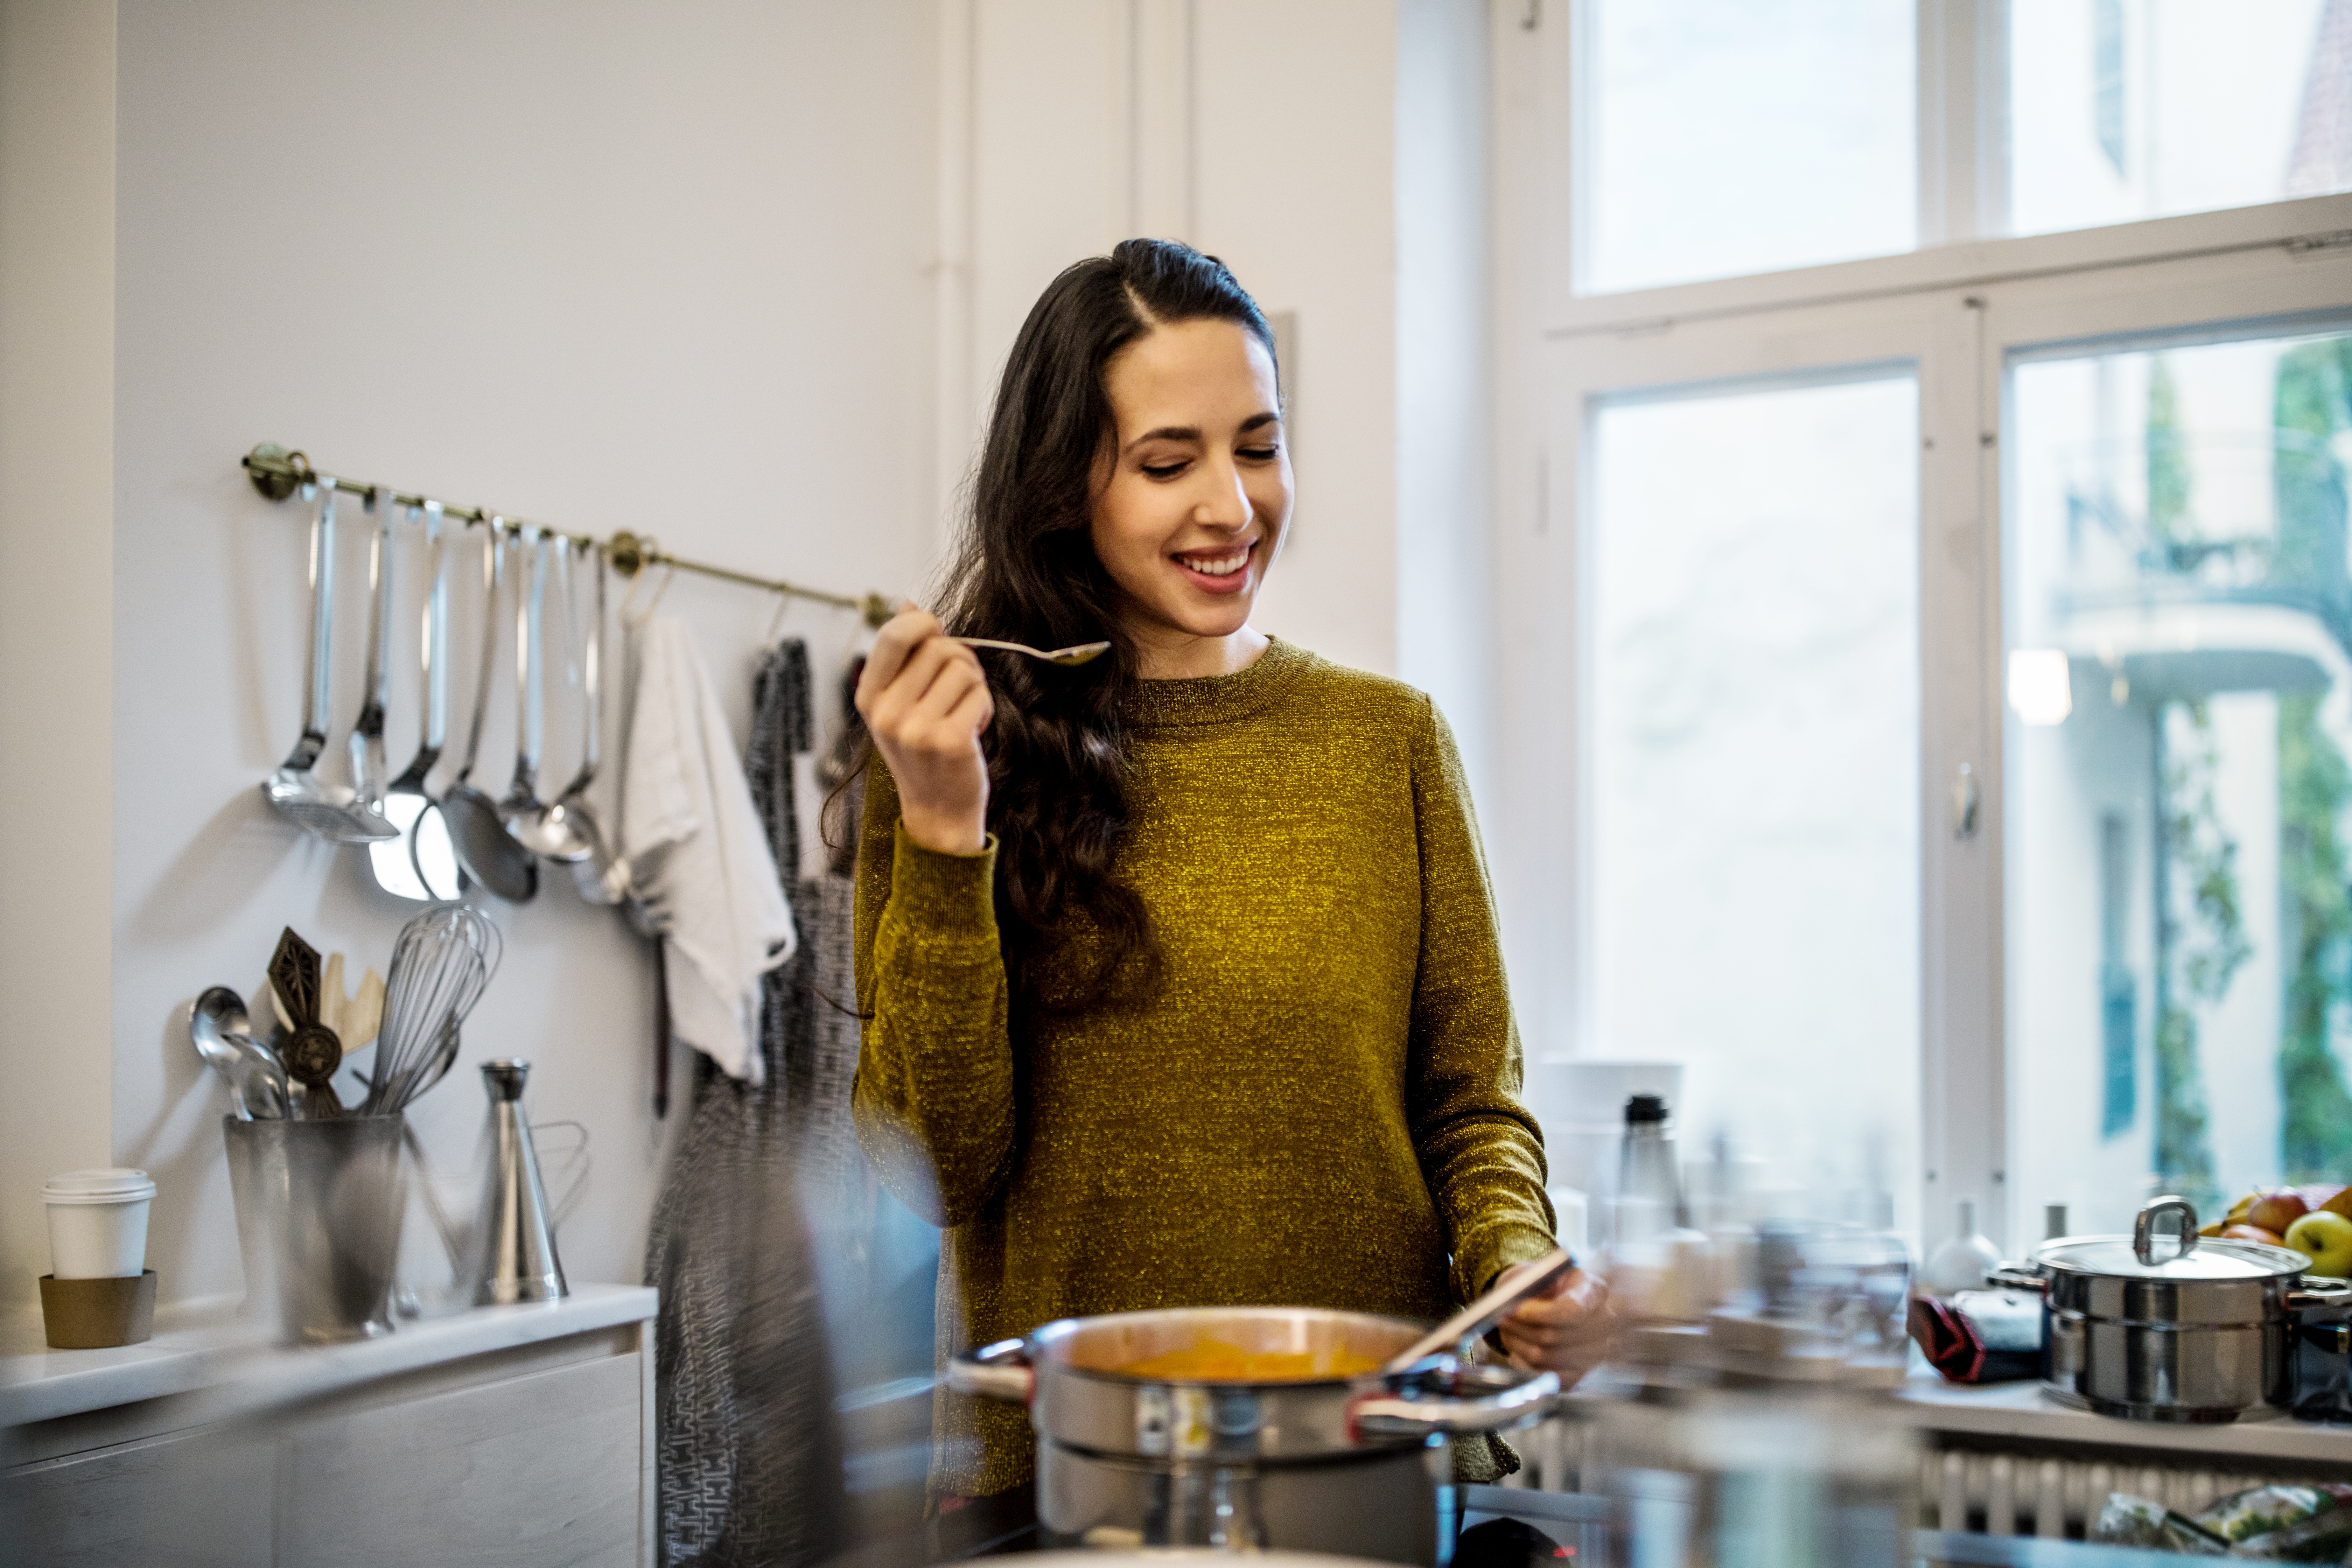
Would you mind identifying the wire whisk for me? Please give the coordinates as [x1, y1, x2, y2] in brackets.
[361, 903, 500, 1115]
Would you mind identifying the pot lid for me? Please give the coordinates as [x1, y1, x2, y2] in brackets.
[2037, 1196, 2305, 1281]
[2040, 1235, 2305, 1280]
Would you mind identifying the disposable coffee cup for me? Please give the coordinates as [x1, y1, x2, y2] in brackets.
[43, 1168, 156, 1280]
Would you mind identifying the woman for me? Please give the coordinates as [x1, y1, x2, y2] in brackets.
[848, 239, 1612, 1521]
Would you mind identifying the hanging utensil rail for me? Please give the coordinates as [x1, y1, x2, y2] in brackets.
[240, 443, 894, 626]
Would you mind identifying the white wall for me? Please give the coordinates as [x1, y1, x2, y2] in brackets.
[1, 0, 941, 1310]
[0, 0, 117, 1312]
[1396, 0, 1498, 803]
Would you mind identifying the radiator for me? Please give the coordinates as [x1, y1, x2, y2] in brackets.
[1912, 1445, 2270, 1539]
[1491, 1414, 2328, 1542]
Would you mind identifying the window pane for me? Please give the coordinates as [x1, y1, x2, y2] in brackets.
[1589, 375, 1921, 1225]
[2010, 1, 2350, 239]
[1579, 0, 1916, 295]
[2008, 328, 2352, 1243]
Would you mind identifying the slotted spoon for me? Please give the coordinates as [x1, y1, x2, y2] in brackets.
[261, 480, 397, 841]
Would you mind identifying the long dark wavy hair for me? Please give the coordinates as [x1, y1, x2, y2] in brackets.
[842, 238, 1277, 1012]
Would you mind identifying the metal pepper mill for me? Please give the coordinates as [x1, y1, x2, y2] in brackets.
[470, 1060, 568, 1305]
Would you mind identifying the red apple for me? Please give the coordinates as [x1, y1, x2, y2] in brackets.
[2247, 1191, 2311, 1237]
[2224, 1223, 2287, 1247]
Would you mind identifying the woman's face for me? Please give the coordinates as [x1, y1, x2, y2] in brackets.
[1090, 318, 1291, 658]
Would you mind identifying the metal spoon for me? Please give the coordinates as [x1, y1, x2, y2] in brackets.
[565, 551, 625, 901]
[191, 987, 290, 1120]
[341, 486, 398, 842]
[261, 480, 391, 841]
[509, 535, 593, 862]
[441, 527, 539, 901]
[949, 636, 1111, 667]
[371, 501, 462, 900]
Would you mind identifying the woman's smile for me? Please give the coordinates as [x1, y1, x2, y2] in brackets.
[1171, 538, 1257, 593]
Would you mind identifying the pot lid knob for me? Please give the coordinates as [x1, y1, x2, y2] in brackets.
[2133, 1195, 2200, 1266]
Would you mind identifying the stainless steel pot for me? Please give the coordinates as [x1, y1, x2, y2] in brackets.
[947, 1305, 1564, 1564]
[1993, 1195, 2352, 1423]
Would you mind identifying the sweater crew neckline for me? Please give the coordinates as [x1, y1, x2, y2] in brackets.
[1121, 636, 1311, 729]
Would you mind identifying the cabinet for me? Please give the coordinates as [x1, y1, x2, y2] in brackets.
[0, 1287, 656, 1568]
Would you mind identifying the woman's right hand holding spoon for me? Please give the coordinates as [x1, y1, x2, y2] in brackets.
[855, 604, 994, 855]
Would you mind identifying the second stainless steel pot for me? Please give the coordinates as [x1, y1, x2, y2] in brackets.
[1998, 1195, 2352, 1423]
[948, 1305, 1563, 1563]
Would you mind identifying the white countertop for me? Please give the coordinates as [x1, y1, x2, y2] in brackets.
[1893, 1369, 2352, 1466]
[0, 1282, 657, 1431]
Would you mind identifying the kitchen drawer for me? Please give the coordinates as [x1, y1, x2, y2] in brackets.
[1, 1421, 275, 1567]
[279, 1350, 643, 1567]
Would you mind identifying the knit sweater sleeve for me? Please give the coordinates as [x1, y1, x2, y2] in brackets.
[848, 757, 1018, 1227]
[1406, 694, 1558, 1303]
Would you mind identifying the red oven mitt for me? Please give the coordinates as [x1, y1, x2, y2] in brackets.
[1908, 1289, 2044, 1383]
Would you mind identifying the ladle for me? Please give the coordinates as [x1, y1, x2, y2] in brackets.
[261, 480, 394, 841]
[949, 636, 1111, 667]
[370, 501, 462, 900]
[191, 987, 290, 1120]
[508, 536, 594, 862]
[497, 530, 559, 857]
[440, 527, 539, 901]
[342, 486, 397, 842]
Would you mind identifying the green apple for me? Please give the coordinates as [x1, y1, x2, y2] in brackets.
[2284, 1210, 2352, 1278]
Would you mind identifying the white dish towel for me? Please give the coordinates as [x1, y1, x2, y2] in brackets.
[620, 615, 797, 1083]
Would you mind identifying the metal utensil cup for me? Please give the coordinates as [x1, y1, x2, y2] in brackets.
[223, 1114, 407, 1343]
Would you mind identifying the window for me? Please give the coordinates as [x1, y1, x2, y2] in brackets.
[1567, 1, 2352, 301]
[1515, 3, 2352, 1250]
[1589, 374, 1921, 1206]
[1576, 0, 1916, 294]
[2011, 0, 2352, 239]
[2008, 328, 2352, 1233]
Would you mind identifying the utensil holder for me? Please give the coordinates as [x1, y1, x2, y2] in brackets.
[223, 1114, 407, 1343]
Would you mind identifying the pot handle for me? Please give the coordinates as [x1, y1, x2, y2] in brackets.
[1348, 1362, 1562, 1441]
[2134, 1196, 2200, 1266]
[1986, 1264, 2048, 1292]
[946, 1336, 1035, 1405]
[2291, 1279, 2352, 1312]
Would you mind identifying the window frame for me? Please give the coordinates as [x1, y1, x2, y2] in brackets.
[1492, 0, 2352, 1251]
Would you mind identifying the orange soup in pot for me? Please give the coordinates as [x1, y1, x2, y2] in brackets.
[1109, 1339, 1385, 1381]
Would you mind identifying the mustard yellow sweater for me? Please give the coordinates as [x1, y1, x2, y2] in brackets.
[850, 638, 1554, 1497]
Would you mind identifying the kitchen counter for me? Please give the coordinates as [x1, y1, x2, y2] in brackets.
[0, 1280, 657, 1432]
[1892, 1368, 2352, 1467]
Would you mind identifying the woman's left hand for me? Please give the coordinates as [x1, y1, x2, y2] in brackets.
[1492, 1262, 1616, 1390]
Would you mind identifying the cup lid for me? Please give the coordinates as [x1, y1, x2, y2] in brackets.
[42, 1168, 156, 1203]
